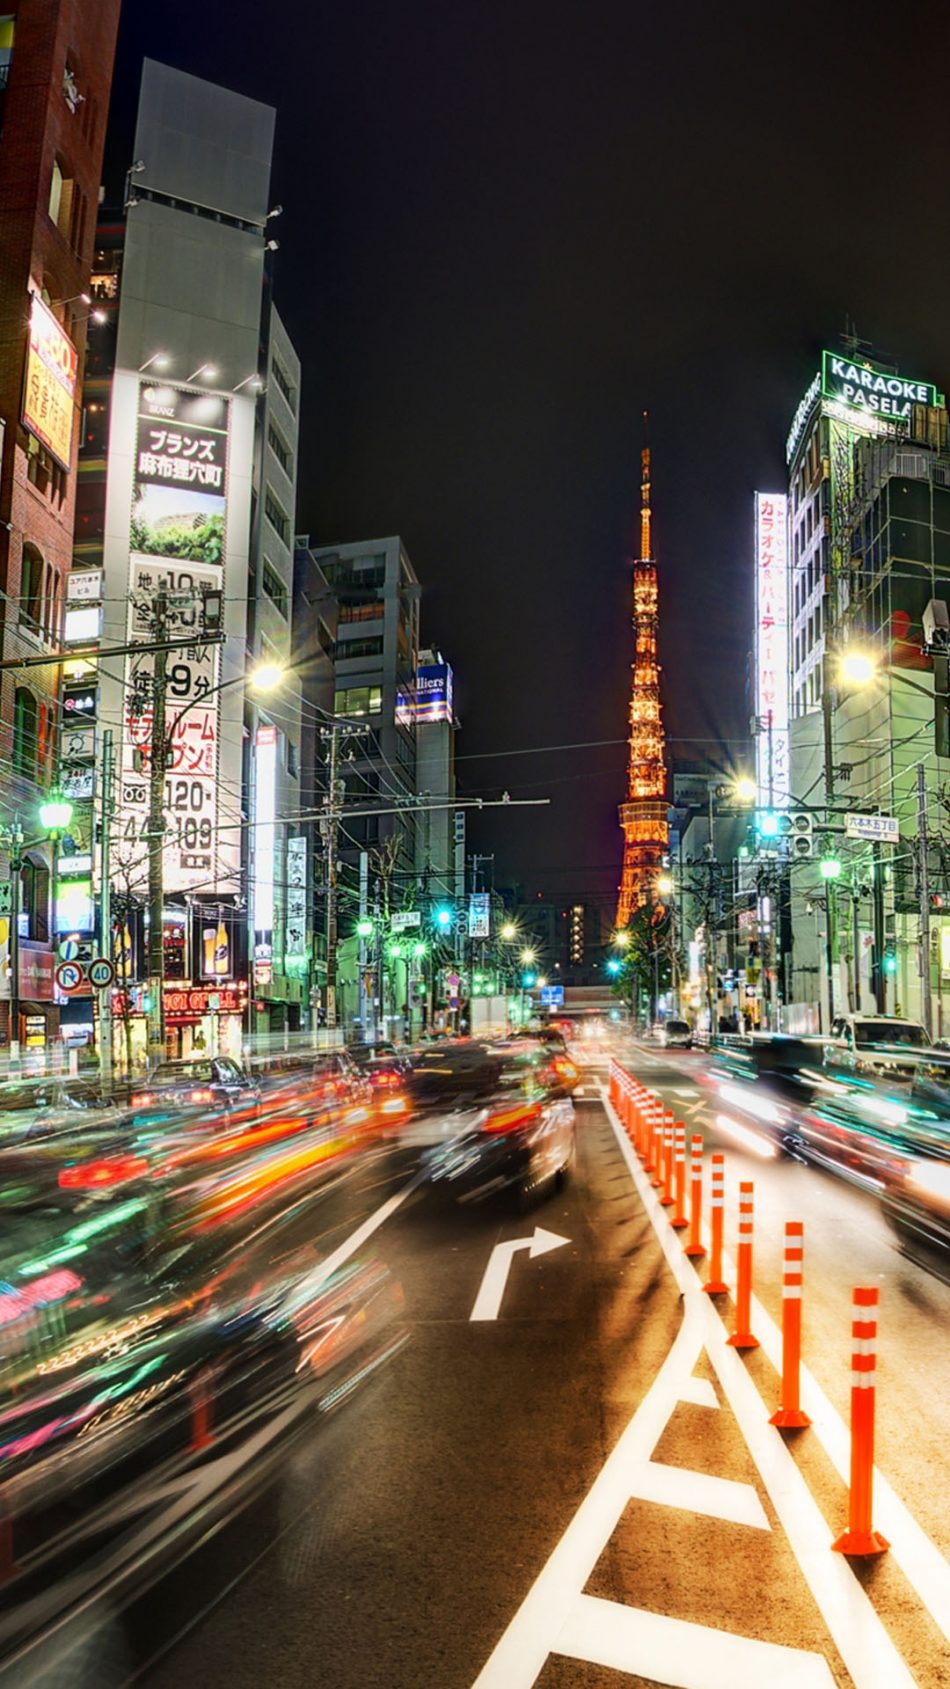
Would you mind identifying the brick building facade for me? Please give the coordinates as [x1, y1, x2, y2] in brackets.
[0, 0, 120, 1048]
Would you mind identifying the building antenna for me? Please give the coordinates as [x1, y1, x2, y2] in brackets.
[640, 409, 652, 562]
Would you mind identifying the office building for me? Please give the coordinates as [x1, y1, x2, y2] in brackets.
[83, 59, 303, 1065]
[784, 346, 950, 1030]
[0, 0, 120, 1058]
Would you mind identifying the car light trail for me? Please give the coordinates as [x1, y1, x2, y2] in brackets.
[714, 1114, 778, 1160]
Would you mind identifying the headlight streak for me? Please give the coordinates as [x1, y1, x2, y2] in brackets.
[714, 1113, 779, 1160]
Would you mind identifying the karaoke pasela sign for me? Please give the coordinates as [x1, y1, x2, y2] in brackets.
[821, 351, 943, 425]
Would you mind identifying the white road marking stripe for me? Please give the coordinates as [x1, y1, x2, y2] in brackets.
[630, 1461, 770, 1530]
[599, 1084, 917, 1689]
[296, 1170, 422, 1298]
[555, 1592, 837, 1688]
[678, 1375, 719, 1410]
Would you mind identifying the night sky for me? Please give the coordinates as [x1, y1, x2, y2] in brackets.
[105, 2, 950, 915]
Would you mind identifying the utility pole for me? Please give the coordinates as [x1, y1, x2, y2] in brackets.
[871, 841, 886, 1012]
[99, 730, 114, 1090]
[8, 816, 22, 1068]
[918, 762, 933, 1037]
[146, 588, 169, 1068]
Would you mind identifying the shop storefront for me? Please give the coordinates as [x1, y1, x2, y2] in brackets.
[163, 983, 247, 1062]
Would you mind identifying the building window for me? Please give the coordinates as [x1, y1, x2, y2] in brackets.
[286, 740, 299, 777]
[334, 685, 382, 717]
[0, 14, 13, 89]
[335, 635, 384, 661]
[262, 559, 288, 619]
[264, 487, 289, 544]
[270, 357, 297, 413]
[19, 545, 44, 631]
[267, 421, 293, 477]
[48, 156, 76, 240]
[338, 600, 384, 623]
[13, 687, 38, 777]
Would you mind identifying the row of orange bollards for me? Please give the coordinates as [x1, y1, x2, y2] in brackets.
[609, 1061, 888, 1557]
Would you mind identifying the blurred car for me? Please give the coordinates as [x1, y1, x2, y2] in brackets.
[423, 1043, 576, 1206]
[880, 1129, 950, 1273]
[708, 1034, 829, 1154]
[349, 1039, 411, 1073]
[0, 1077, 118, 1141]
[0, 1105, 407, 1679]
[659, 1018, 692, 1049]
[132, 1056, 261, 1119]
[826, 1014, 931, 1082]
[405, 1041, 505, 1111]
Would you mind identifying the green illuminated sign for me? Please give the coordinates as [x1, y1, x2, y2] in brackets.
[821, 350, 943, 424]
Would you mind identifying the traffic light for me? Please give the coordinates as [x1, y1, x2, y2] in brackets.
[356, 918, 374, 938]
[522, 970, 537, 987]
[606, 958, 621, 976]
[758, 811, 779, 838]
[819, 853, 841, 880]
[884, 947, 897, 974]
[787, 812, 813, 858]
[434, 905, 453, 930]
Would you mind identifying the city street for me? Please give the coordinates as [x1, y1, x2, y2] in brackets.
[54, 1047, 942, 1689]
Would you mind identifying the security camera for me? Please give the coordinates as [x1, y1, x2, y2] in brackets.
[266, 204, 283, 219]
[923, 598, 950, 651]
[265, 238, 279, 252]
[131, 160, 146, 173]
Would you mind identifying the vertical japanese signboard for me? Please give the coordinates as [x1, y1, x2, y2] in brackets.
[22, 295, 78, 471]
[120, 384, 230, 892]
[754, 493, 790, 812]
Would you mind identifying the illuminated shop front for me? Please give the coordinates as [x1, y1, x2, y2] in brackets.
[163, 983, 247, 1062]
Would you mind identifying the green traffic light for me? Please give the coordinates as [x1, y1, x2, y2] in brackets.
[819, 856, 842, 880]
[356, 918, 374, 938]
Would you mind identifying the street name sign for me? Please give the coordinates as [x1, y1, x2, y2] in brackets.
[844, 813, 899, 844]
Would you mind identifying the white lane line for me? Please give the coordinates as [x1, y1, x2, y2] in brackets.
[672, 1086, 700, 1098]
[296, 1169, 423, 1297]
[630, 1462, 770, 1530]
[600, 1085, 917, 1689]
[556, 1593, 837, 1688]
[711, 1182, 950, 1654]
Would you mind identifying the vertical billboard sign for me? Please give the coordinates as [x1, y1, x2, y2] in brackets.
[120, 383, 230, 892]
[22, 295, 78, 470]
[754, 493, 790, 812]
[252, 725, 277, 953]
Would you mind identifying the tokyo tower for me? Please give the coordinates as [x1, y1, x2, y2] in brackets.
[616, 435, 669, 927]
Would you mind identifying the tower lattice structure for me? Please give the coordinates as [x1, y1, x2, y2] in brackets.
[617, 444, 669, 927]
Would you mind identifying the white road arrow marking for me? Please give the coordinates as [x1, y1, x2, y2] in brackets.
[470, 1227, 570, 1322]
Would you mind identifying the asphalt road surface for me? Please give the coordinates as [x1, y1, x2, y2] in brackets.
[51, 1043, 950, 1688]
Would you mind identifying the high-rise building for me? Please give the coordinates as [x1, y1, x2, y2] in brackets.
[0, 0, 121, 1056]
[80, 60, 304, 1066]
[302, 536, 421, 874]
[784, 345, 950, 1030]
[617, 444, 669, 926]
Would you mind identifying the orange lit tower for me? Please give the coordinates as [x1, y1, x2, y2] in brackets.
[617, 438, 669, 926]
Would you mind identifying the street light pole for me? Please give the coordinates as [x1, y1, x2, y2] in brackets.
[9, 817, 22, 1067]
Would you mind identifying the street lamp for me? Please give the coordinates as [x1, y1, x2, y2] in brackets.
[501, 922, 517, 941]
[248, 659, 284, 693]
[520, 947, 536, 965]
[837, 647, 879, 689]
[656, 874, 674, 898]
[613, 929, 630, 948]
[734, 775, 757, 803]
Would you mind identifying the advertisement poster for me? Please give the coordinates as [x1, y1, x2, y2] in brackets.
[119, 383, 230, 893]
[22, 295, 77, 470]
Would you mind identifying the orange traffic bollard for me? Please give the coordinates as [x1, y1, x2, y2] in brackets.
[770, 1221, 810, 1428]
[703, 1152, 728, 1293]
[660, 1117, 675, 1206]
[649, 1099, 663, 1186]
[671, 1123, 688, 1228]
[631, 1083, 644, 1157]
[685, 1133, 706, 1258]
[727, 1180, 759, 1349]
[832, 1288, 889, 1556]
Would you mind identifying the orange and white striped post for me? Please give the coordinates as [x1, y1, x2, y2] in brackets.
[703, 1151, 728, 1293]
[649, 1099, 664, 1187]
[832, 1288, 889, 1556]
[671, 1123, 688, 1228]
[660, 1116, 675, 1206]
[684, 1133, 706, 1258]
[726, 1180, 759, 1349]
[609, 1062, 620, 1110]
[770, 1221, 810, 1428]
[632, 1083, 645, 1158]
[641, 1094, 656, 1174]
